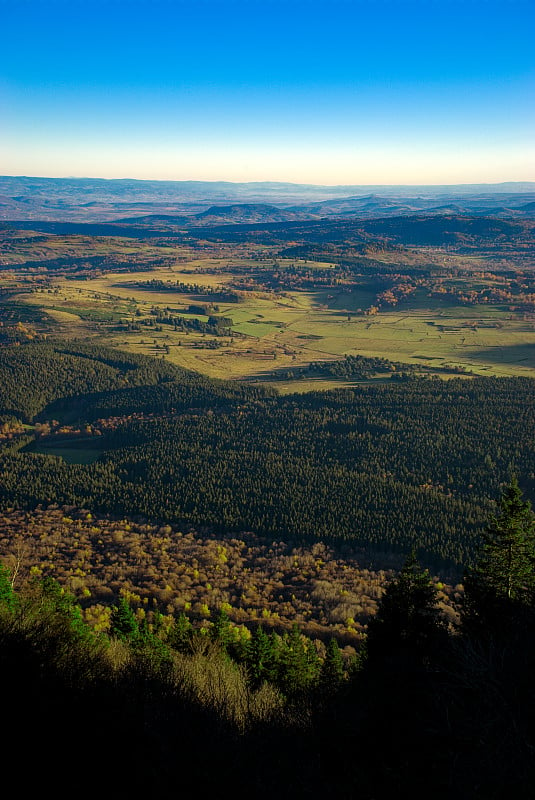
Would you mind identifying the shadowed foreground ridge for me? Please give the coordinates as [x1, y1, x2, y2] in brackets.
[2, 479, 535, 798]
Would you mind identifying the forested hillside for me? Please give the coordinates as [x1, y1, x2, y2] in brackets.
[0, 341, 268, 422]
[0, 342, 534, 572]
[2, 478, 535, 798]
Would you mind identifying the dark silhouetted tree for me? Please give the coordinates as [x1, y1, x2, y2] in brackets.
[462, 476, 535, 633]
[366, 551, 445, 663]
[319, 637, 345, 695]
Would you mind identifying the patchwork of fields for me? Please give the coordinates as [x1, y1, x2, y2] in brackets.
[4, 258, 534, 386]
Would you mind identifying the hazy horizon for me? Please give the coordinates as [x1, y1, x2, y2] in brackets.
[2, 175, 535, 191]
[2, 0, 534, 185]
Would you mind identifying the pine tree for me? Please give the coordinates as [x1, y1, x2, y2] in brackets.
[246, 624, 277, 687]
[110, 596, 139, 640]
[319, 637, 345, 695]
[0, 564, 16, 612]
[38, 575, 94, 642]
[168, 612, 193, 653]
[278, 624, 319, 696]
[210, 607, 233, 651]
[463, 476, 535, 632]
[134, 617, 172, 672]
[366, 551, 445, 662]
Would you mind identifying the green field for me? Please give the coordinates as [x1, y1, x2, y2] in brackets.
[3, 255, 535, 384]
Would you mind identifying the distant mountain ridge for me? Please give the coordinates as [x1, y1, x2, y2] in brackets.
[195, 203, 310, 224]
[5, 212, 533, 251]
[0, 175, 534, 223]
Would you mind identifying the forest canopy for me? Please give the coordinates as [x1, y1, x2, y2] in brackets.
[0, 341, 533, 571]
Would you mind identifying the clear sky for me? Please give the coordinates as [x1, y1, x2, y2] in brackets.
[1, 0, 533, 185]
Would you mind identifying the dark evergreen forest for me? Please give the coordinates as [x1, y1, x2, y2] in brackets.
[0, 342, 534, 574]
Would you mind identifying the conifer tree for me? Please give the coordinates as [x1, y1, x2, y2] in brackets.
[135, 616, 172, 671]
[210, 607, 233, 651]
[365, 551, 445, 662]
[110, 596, 139, 640]
[463, 476, 535, 632]
[319, 637, 345, 695]
[246, 624, 277, 687]
[278, 624, 319, 696]
[167, 612, 193, 653]
[0, 564, 16, 612]
[38, 575, 94, 642]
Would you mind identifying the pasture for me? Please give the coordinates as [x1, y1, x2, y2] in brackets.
[3, 256, 535, 386]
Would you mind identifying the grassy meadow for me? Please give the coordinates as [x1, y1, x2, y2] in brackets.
[2, 253, 535, 387]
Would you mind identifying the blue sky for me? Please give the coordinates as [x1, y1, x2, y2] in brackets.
[1, 0, 533, 184]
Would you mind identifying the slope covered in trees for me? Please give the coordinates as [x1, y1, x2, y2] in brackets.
[0, 504, 464, 644]
[2, 480, 535, 799]
[0, 341, 270, 422]
[0, 342, 534, 569]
